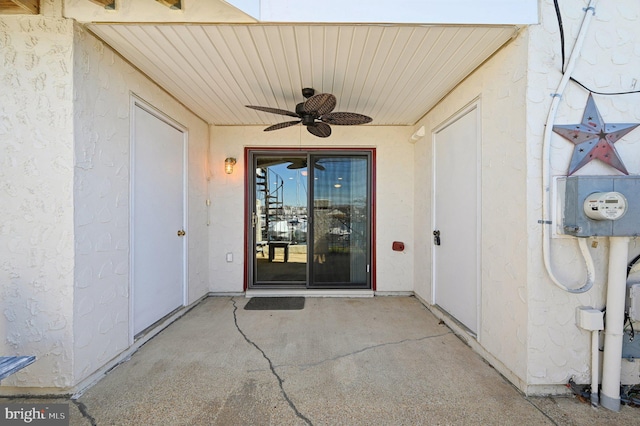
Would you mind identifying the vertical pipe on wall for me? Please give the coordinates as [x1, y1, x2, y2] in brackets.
[541, 0, 597, 293]
[600, 236, 631, 411]
[591, 330, 600, 406]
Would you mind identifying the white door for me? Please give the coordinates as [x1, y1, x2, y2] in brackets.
[433, 103, 480, 335]
[132, 103, 186, 336]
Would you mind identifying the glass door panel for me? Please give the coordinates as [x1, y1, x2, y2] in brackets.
[310, 156, 369, 288]
[254, 156, 308, 285]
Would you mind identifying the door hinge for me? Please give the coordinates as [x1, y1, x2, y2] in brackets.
[252, 212, 257, 227]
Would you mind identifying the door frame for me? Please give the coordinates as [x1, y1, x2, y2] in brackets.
[244, 147, 376, 291]
[129, 94, 189, 343]
[431, 98, 482, 337]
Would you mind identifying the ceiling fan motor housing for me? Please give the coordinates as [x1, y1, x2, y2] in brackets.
[296, 102, 317, 126]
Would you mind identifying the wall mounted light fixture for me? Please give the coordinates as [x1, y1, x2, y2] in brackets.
[224, 157, 237, 174]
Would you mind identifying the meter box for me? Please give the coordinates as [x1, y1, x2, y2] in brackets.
[557, 175, 640, 237]
[628, 283, 640, 323]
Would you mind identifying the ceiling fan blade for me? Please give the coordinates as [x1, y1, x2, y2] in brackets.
[246, 105, 299, 118]
[321, 112, 372, 125]
[264, 120, 301, 131]
[285, 159, 326, 171]
[303, 93, 336, 116]
[307, 122, 332, 138]
[286, 161, 306, 170]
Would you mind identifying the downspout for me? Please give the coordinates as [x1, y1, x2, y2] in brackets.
[541, 0, 597, 294]
[601, 236, 631, 411]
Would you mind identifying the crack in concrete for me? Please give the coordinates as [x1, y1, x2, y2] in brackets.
[231, 298, 313, 426]
[523, 397, 559, 426]
[284, 331, 453, 370]
[71, 399, 97, 426]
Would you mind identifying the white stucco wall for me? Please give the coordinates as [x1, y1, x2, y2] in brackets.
[412, 27, 530, 386]
[71, 24, 210, 386]
[525, 0, 640, 392]
[0, 14, 209, 391]
[0, 15, 76, 390]
[209, 125, 415, 293]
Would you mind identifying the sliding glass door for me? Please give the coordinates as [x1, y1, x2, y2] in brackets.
[309, 156, 369, 287]
[249, 150, 371, 289]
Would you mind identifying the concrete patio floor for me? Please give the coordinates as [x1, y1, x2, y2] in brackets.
[4, 296, 639, 425]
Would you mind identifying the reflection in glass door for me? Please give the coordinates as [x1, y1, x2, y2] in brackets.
[254, 155, 308, 284]
[250, 151, 371, 289]
[310, 156, 369, 287]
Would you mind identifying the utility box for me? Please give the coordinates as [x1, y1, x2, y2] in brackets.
[557, 175, 640, 237]
[575, 306, 604, 331]
[622, 330, 640, 359]
[628, 283, 640, 323]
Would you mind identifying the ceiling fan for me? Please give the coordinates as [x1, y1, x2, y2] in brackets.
[246, 88, 372, 138]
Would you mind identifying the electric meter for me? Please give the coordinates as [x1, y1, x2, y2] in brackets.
[583, 191, 628, 221]
[558, 176, 639, 237]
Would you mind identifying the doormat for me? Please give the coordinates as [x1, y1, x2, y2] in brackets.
[244, 297, 305, 311]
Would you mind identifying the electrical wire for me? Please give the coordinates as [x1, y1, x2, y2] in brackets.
[570, 77, 640, 95]
[621, 385, 640, 407]
[625, 314, 635, 341]
[626, 252, 640, 341]
[553, 0, 566, 71]
[627, 253, 640, 278]
[553, 1, 640, 96]
[571, 378, 640, 407]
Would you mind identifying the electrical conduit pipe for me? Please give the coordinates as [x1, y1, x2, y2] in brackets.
[600, 236, 631, 411]
[591, 329, 599, 406]
[541, 0, 597, 294]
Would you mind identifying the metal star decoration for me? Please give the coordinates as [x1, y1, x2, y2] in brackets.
[552, 94, 639, 175]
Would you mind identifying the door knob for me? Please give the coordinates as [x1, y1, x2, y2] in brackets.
[177, 230, 186, 237]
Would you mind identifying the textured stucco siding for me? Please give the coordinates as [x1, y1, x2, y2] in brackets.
[208, 125, 415, 293]
[71, 23, 210, 385]
[412, 27, 529, 385]
[525, 0, 640, 391]
[0, 15, 209, 390]
[0, 16, 75, 389]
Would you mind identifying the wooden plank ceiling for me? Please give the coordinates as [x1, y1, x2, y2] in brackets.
[89, 23, 517, 126]
[0, 0, 38, 14]
[1, 1, 518, 126]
